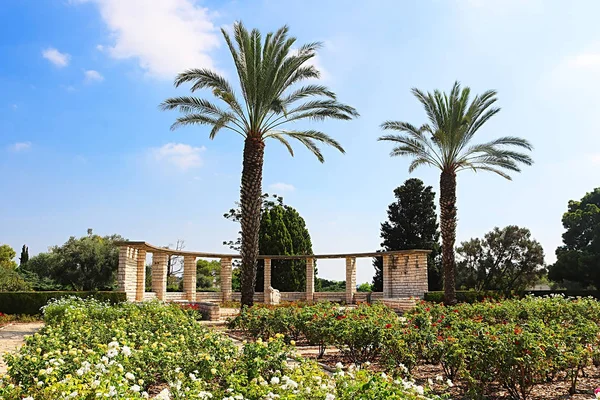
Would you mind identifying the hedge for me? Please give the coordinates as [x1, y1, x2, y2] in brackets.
[0, 291, 126, 315]
[424, 290, 600, 303]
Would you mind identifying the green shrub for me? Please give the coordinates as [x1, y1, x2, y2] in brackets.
[0, 268, 31, 292]
[0, 291, 125, 315]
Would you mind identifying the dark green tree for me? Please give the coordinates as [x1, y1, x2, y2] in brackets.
[19, 245, 29, 266]
[22, 232, 125, 290]
[456, 225, 545, 291]
[549, 188, 600, 289]
[378, 82, 533, 304]
[372, 178, 441, 291]
[225, 194, 314, 292]
[161, 22, 358, 307]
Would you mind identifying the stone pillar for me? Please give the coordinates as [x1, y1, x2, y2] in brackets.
[135, 249, 146, 302]
[345, 257, 356, 304]
[382, 254, 391, 298]
[220, 257, 232, 303]
[151, 252, 168, 301]
[118, 246, 138, 301]
[264, 258, 271, 292]
[306, 257, 315, 304]
[183, 255, 197, 302]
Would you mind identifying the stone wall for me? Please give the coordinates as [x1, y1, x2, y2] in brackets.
[117, 247, 138, 301]
[383, 252, 428, 299]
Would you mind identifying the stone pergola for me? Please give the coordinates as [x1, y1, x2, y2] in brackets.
[116, 241, 430, 308]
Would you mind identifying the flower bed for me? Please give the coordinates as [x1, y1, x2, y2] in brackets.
[229, 296, 600, 399]
[0, 297, 442, 399]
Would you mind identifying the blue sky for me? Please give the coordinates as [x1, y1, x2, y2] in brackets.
[2, 0, 600, 285]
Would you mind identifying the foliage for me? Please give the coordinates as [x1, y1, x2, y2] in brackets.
[0, 291, 125, 315]
[225, 194, 315, 292]
[378, 82, 534, 304]
[0, 298, 440, 400]
[372, 178, 441, 291]
[161, 22, 358, 307]
[231, 296, 600, 399]
[357, 282, 373, 292]
[316, 277, 345, 292]
[21, 232, 125, 291]
[19, 244, 29, 266]
[549, 188, 600, 289]
[196, 259, 221, 289]
[0, 244, 18, 269]
[455, 225, 546, 291]
[0, 267, 31, 292]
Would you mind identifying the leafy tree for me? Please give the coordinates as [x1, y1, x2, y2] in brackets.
[0, 244, 18, 269]
[357, 282, 373, 292]
[196, 259, 221, 289]
[19, 245, 29, 266]
[317, 278, 346, 292]
[378, 82, 533, 304]
[455, 226, 545, 291]
[549, 188, 600, 289]
[225, 194, 314, 292]
[22, 232, 125, 290]
[161, 22, 358, 306]
[372, 178, 441, 292]
[0, 267, 31, 291]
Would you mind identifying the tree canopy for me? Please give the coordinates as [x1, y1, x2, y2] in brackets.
[548, 188, 600, 289]
[21, 232, 124, 291]
[372, 178, 441, 291]
[456, 225, 545, 291]
[225, 194, 314, 292]
[0, 244, 18, 269]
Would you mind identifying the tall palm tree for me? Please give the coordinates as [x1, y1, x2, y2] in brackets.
[161, 22, 358, 307]
[378, 82, 533, 304]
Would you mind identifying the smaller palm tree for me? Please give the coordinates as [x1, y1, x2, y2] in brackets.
[378, 81, 533, 304]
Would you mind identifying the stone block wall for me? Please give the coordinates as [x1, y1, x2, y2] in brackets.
[183, 256, 196, 302]
[383, 253, 428, 299]
[152, 252, 168, 301]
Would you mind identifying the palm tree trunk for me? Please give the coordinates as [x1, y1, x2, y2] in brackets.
[440, 170, 457, 305]
[240, 136, 265, 307]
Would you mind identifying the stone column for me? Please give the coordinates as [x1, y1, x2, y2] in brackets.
[382, 254, 390, 298]
[220, 257, 232, 303]
[135, 249, 146, 302]
[183, 255, 197, 302]
[151, 252, 168, 301]
[264, 258, 271, 292]
[118, 246, 138, 301]
[306, 257, 315, 303]
[345, 257, 356, 304]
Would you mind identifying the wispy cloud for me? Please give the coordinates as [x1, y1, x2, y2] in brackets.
[8, 142, 32, 152]
[269, 182, 296, 192]
[549, 47, 600, 91]
[73, 0, 220, 79]
[150, 143, 205, 170]
[42, 47, 71, 67]
[84, 70, 104, 83]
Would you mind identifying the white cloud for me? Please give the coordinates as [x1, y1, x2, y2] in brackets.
[42, 47, 71, 67]
[549, 48, 600, 90]
[84, 69, 104, 83]
[11, 104, 17, 110]
[96, 44, 104, 51]
[150, 143, 205, 170]
[269, 182, 296, 192]
[73, 0, 220, 79]
[61, 85, 77, 92]
[9, 142, 32, 152]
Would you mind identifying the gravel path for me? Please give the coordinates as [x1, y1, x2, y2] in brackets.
[0, 322, 44, 374]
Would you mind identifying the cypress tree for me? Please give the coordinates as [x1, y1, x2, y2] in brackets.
[372, 179, 442, 291]
[19, 245, 29, 266]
